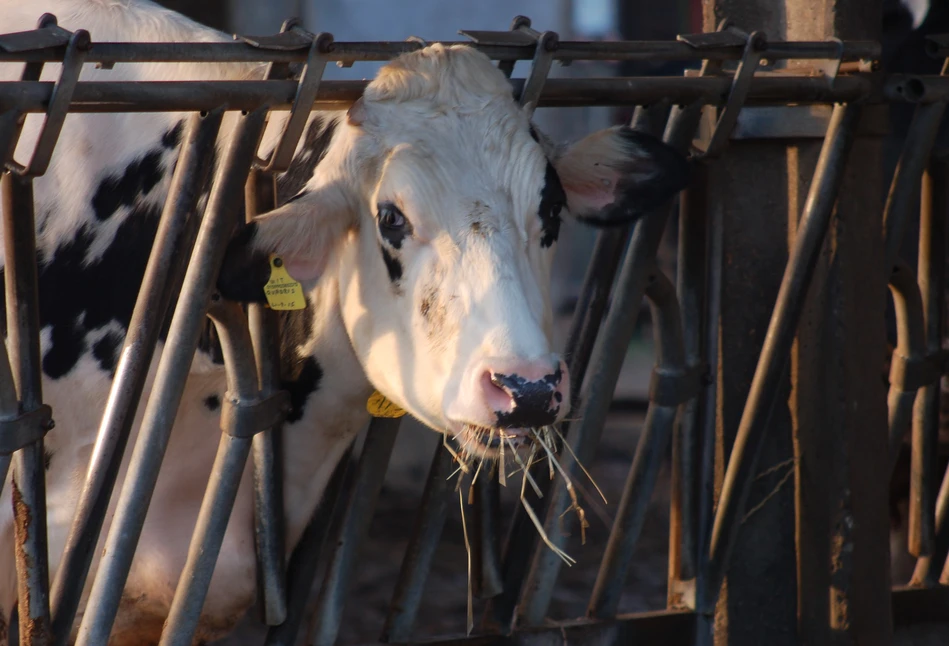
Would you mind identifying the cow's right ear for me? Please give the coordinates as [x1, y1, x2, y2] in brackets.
[217, 183, 354, 303]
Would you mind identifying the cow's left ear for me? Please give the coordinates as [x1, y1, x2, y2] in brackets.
[554, 126, 691, 226]
[216, 182, 354, 303]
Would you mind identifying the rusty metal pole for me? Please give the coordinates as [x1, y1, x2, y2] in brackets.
[700, 2, 890, 646]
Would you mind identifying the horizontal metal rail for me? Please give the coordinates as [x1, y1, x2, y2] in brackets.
[0, 38, 880, 65]
[0, 76, 874, 114]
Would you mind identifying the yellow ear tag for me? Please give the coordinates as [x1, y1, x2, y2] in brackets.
[263, 255, 306, 311]
[367, 391, 406, 418]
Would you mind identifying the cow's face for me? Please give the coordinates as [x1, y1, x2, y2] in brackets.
[219, 44, 689, 457]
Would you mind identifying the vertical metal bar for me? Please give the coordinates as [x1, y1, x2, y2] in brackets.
[381, 443, 455, 643]
[159, 300, 261, 646]
[307, 417, 400, 646]
[265, 445, 353, 646]
[471, 474, 503, 599]
[516, 103, 703, 626]
[74, 108, 269, 646]
[588, 270, 687, 619]
[49, 109, 223, 646]
[911, 157, 949, 579]
[671, 162, 708, 588]
[1, 172, 52, 645]
[703, 102, 861, 604]
[909, 154, 946, 560]
[245, 169, 288, 626]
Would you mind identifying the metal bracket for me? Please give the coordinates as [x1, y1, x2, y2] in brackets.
[649, 363, 707, 407]
[0, 18, 71, 53]
[890, 350, 946, 392]
[815, 36, 845, 87]
[3, 15, 89, 178]
[694, 28, 766, 160]
[461, 15, 559, 94]
[0, 405, 54, 455]
[255, 30, 334, 172]
[220, 390, 291, 439]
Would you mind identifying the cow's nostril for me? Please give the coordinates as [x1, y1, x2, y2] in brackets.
[482, 370, 516, 414]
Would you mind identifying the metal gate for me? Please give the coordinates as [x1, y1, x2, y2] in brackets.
[0, 9, 946, 646]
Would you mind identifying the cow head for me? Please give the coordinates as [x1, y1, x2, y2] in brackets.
[218, 44, 689, 458]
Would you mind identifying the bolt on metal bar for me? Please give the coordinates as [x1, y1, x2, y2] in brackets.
[0, 75, 874, 115]
[48, 108, 223, 645]
[909, 154, 947, 561]
[669, 161, 709, 589]
[516, 103, 704, 627]
[911, 158, 949, 586]
[1, 172, 53, 645]
[703, 102, 862, 606]
[381, 442, 456, 643]
[265, 444, 354, 646]
[74, 107, 270, 646]
[245, 170, 289, 626]
[0, 38, 881, 66]
[588, 269, 691, 619]
[160, 298, 280, 646]
[307, 417, 400, 646]
[886, 262, 930, 477]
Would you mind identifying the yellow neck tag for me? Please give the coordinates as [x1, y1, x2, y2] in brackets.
[367, 391, 406, 418]
[263, 255, 306, 311]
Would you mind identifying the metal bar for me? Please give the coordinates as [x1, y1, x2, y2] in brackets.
[670, 162, 709, 588]
[703, 102, 861, 604]
[588, 270, 689, 619]
[516, 103, 704, 626]
[74, 108, 269, 646]
[909, 149, 947, 560]
[912, 157, 949, 586]
[886, 262, 929, 477]
[381, 443, 456, 643]
[471, 474, 503, 599]
[49, 108, 223, 645]
[1, 172, 52, 645]
[0, 76, 874, 114]
[882, 102, 947, 273]
[245, 170, 288, 626]
[307, 417, 400, 646]
[265, 445, 353, 646]
[159, 299, 262, 646]
[0, 39, 881, 65]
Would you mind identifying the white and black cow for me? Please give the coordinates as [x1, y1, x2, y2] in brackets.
[0, 0, 690, 644]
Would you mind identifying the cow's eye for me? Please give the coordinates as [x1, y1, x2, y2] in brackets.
[378, 203, 407, 231]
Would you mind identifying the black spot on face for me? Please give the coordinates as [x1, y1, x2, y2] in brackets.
[92, 330, 124, 377]
[537, 162, 565, 248]
[281, 356, 323, 423]
[204, 394, 221, 411]
[380, 245, 403, 285]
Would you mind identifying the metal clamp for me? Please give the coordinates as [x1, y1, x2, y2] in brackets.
[3, 15, 89, 177]
[648, 363, 706, 407]
[220, 390, 291, 439]
[815, 37, 846, 87]
[695, 27, 767, 160]
[0, 404, 54, 455]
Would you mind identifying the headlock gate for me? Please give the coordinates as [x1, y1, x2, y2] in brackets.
[0, 3, 945, 646]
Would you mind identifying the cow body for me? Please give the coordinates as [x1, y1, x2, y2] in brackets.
[0, 1, 689, 644]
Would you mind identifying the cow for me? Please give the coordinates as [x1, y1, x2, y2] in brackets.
[0, 0, 690, 644]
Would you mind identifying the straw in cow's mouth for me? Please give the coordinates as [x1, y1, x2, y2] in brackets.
[444, 423, 607, 635]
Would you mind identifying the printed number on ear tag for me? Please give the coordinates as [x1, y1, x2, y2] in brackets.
[367, 391, 406, 418]
[264, 255, 306, 311]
